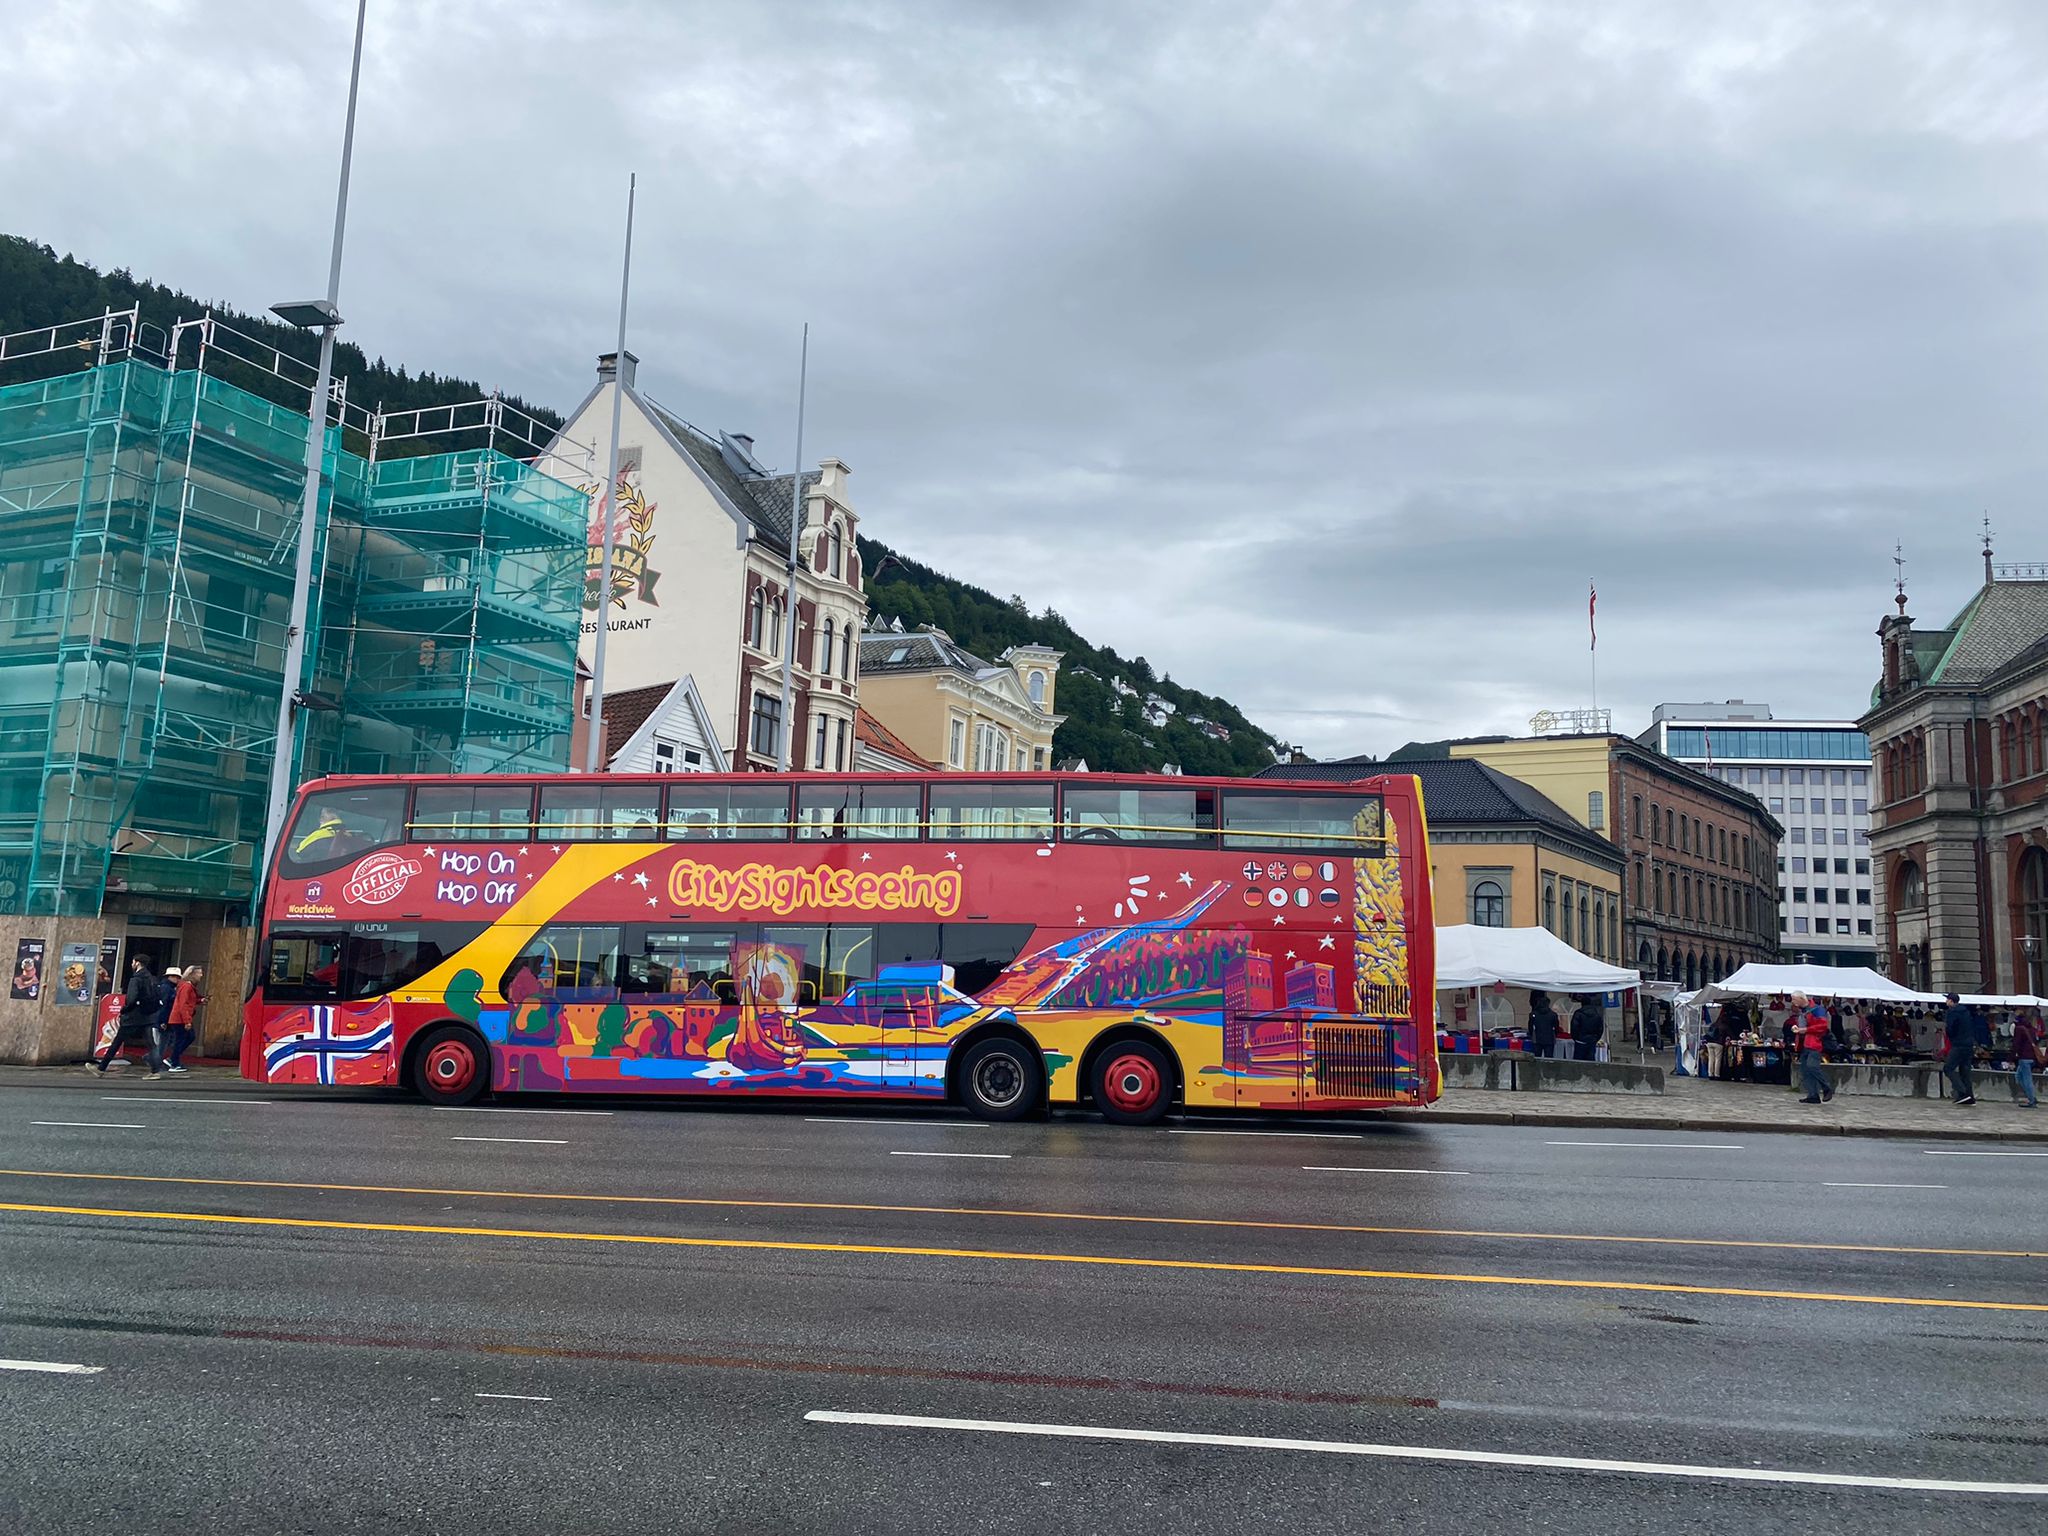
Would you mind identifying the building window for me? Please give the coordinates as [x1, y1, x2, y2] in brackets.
[1033, 747, 1047, 770]
[25, 556, 65, 626]
[746, 589, 765, 650]
[817, 616, 835, 674]
[1587, 790, 1605, 831]
[1857, 919, 1873, 935]
[1592, 894, 1605, 956]
[814, 714, 829, 769]
[767, 600, 784, 658]
[1472, 881, 1506, 927]
[1793, 917, 1809, 935]
[1648, 802, 1660, 844]
[835, 717, 848, 771]
[1895, 860, 1925, 911]
[828, 523, 843, 579]
[749, 693, 783, 759]
[2019, 848, 2048, 995]
[841, 629, 855, 679]
[654, 740, 676, 771]
[948, 716, 965, 769]
[1028, 672, 1046, 707]
[1543, 883, 1557, 932]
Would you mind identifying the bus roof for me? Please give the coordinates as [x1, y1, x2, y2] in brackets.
[290, 768, 1421, 797]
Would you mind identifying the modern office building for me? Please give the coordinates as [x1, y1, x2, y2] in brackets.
[1643, 703, 1876, 968]
[0, 307, 585, 1061]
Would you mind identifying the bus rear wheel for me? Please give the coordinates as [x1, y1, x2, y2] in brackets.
[956, 1037, 1043, 1122]
[1094, 1041, 1172, 1126]
[412, 1024, 489, 1107]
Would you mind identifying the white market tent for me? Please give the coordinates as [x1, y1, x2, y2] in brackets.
[1434, 924, 1641, 993]
[1694, 963, 1923, 1005]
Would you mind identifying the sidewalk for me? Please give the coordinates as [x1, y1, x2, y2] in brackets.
[1397, 1072, 2048, 1142]
[6, 1059, 2043, 1141]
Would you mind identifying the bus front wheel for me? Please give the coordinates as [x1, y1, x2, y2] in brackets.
[1093, 1041, 1172, 1126]
[956, 1037, 1043, 1122]
[411, 1024, 490, 1107]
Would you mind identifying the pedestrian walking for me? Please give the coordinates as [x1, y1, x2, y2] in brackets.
[1791, 991, 1834, 1104]
[1525, 991, 1560, 1060]
[87, 954, 165, 1078]
[2013, 1009, 2042, 1110]
[164, 964, 204, 1074]
[1569, 995, 1605, 1063]
[1941, 991, 1977, 1106]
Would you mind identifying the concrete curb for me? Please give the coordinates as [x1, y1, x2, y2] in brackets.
[1384, 1108, 2045, 1142]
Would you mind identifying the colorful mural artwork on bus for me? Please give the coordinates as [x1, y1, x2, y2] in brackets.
[250, 778, 1434, 1108]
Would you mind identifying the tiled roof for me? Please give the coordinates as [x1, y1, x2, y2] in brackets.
[853, 708, 930, 768]
[1257, 756, 1619, 865]
[858, 628, 994, 676]
[641, 398, 819, 547]
[600, 680, 679, 760]
[1927, 580, 2048, 685]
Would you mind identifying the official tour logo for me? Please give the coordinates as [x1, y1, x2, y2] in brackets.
[582, 473, 662, 610]
[344, 851, 423, 907]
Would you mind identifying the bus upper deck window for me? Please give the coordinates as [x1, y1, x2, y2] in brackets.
[1062, 787, 1214, 845]
[283, 786, 407, 873]
[1221, 791, 1384, 854]
[411, 785, 534, 843]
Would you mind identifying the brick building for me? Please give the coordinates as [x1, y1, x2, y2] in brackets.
[1861, 554, 2048, 994]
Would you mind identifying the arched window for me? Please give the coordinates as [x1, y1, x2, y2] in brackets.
[1895, 860, 1925, 912]
[746, 588, 764, 650]
[828, 523, 843, 579]
[1561, 888, 1574, 944]
[1656, 945, 1669, 981]
[1543, 884, 1557, 932]
[813, 713, 829, 769]
[1592, 895, 1605, 957]
[816, 616, 834, 674]
[767, 599, 784, 658]
[2019, 847, 2048, 995]
[1029, 671, 1046, 707]
[1649, 802, 1661, 844]
[1471, 881, 1505, 927]
[1633, 859, 1644, 909]
[1683, 877, 1694, 919]
[1685, 951, 1699, 991]
[1578, 894, 1591, 953]
[841, 628, 855, 679]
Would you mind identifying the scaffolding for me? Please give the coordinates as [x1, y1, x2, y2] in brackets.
[0, 308, 592, 916]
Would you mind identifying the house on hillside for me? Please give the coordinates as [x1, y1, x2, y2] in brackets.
[537, 350, 864, 769]
[858, 625, 1066, 771]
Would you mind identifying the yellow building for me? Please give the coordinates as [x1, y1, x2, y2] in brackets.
[856, 626, 1066, 772]
[1448, 734, 1615, 836]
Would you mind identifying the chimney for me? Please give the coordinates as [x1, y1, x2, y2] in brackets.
[730, 433, 753, 456]
[597, 350, 639, 388]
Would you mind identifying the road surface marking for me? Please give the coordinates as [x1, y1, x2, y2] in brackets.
[438, 1107, 612, 1117]
[803, 1410, 2048, 1495]
[30, 1122, 145, 1131]
[5, 1199, 2044, 1313]
[1545, 1141, 1743, 1151]
[1170, 1129, 1360, 1140]
[1823, 1182, 1948, 1189]
[1923, 1149, 2048, 1157]
[475, 1392, 553, 1402]
[1303, 1166, 1472, 1176]
[101, 1096, 271, 1106]
[6, 1169, 2041, 1259]
[450, 1136, 569, 1146]
[805, 1118, 986, 1128]
[889, 1151, 1011, 1160]
[0, 1358, 105, 1376]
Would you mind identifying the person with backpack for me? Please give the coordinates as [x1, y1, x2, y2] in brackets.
[1569, 995, 1606, 1062]
[87, 955, 165, 1079]
[1791, 991, 1834, 1104]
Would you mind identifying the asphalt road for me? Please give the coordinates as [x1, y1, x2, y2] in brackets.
[3, 1072, 2045, 1534]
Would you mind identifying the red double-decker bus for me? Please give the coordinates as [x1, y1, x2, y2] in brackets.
[244, 771, 1437, 1123]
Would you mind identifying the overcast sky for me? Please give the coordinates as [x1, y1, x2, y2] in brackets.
[7, 1, 2044, 757]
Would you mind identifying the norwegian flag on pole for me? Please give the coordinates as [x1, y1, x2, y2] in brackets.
[263, 998, 397, 1086]
[1589, 582, 1597, 651]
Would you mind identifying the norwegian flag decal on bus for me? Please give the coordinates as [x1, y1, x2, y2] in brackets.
[263, 999, 397, 1086]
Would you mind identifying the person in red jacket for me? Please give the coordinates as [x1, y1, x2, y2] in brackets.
[164, 964, 205, 1074]
[1792, 991, 1834, 1104]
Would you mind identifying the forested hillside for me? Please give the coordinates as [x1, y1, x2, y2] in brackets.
[3, 233, 1283, 773]
[858, 537, 1281, 774]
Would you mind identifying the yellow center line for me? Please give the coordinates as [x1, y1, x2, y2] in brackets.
[4, 1199, 2044, 1313]
[1, 1168, 2040, 1261]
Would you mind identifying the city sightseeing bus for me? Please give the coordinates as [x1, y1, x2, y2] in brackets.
[244, 771, 1438, 1123]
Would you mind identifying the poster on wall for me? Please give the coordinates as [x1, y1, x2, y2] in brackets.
[10, 938, 46, 1001]
[96, 937, 121, 998]
[57, 943, 95, 1007]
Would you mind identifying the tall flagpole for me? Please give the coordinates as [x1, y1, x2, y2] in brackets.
[584, 172, 637, 773]
[1588, 579, 1598, 714]
[776, 323, 810, 771]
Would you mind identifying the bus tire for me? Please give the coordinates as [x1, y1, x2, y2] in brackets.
[410, 1023, 490, 1107]
[1093, 1040, 1173, 1126]
[955, 1036, 1043, 1122]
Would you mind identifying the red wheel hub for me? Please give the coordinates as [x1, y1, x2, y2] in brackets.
[424, 1038, 478, 1093]
[1101, 1052, 1162, 1114]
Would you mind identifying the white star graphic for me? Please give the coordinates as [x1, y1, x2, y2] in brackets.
[1318, 935, 1336, 951]
[647, 896, 658, 907]
[612, 872, 625, 883]
[1176, 872, 1193, 887]
[1272, 916, 1286, 927]
[632, 871, 650, 889]
[549, 845, 562, 855]
[945, 851, 959, 863]
[1285, 950, 1297, 961]
[422, 846, 436, 857]
[860, 851, 873, 862]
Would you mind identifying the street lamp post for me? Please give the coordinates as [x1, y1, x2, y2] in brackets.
[259, 0, 368, 887]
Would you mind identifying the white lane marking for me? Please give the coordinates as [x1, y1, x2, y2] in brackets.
[437, 1106, 612, 1117]
[1170, 1129, 1361, 1140]
[806, 1118, 986, 1129]
[804, 1410, 2048, 1496]
[0, 1358, 105, 1376]
[1823, 1182, 1948, 1189]
[31, 1121, 145, 1130]
[1545, 1141, 1744, 1151]
[450, 1136, 569, 1145]
[1923, 1149, 2048, 1157]
[475, 1392, 553, 1402]
[1303, 1165, 1471, 1176]
[888, 1150, 1011, 1160]
[101, 1096, 272, 1106]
